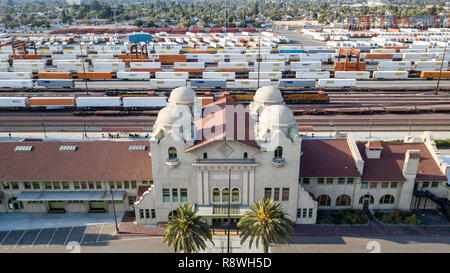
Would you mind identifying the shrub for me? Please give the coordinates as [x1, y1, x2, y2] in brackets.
[404, 215, 422, 225]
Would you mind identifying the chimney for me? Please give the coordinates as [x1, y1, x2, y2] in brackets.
[365, 141, 383, 159]
[403, 150, 421, 176]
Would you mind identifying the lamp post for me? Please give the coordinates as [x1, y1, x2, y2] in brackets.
[368, 120, 374, 139]
[435, 37, 448, 95]
[108, 189, 119, 234]
[41, 121, 46, 138]
[227, 168, 231, 254]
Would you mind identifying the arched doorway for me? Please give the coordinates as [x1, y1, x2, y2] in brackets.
[359, 195, 374, 208]
[8, 197, 23, 212]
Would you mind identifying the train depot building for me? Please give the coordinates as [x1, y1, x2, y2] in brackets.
[0, 86, 449, 226]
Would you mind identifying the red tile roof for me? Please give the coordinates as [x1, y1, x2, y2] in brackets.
[357, 142, 446, 182]
[0, 141, 152, 181]
[136, 185, 150, 202]
[186, 98, 260, 152]
[300, 139, 360, 177]
[365, 141, 383, 150]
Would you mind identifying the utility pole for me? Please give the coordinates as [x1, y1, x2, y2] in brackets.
[435, 38, 448, 95]
[79, 37, 89, 96]
[227, 168, 231, 254]
[257, 37, 261, 89]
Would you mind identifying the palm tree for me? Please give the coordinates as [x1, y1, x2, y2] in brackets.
[238, 198, 294, 253]
[163, 203, 214, 253]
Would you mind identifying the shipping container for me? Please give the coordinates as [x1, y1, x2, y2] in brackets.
[334, 71, 370, 79]
[317, 79, 357, 88]
[290, 61, 322, 71]
[76, 97, 122, 108]
[158, 54, 186, 64]
[13, 62, 46, 72]
[36, 79, 75, 88]
[420, 71, 450, 79]
[154, 72, 189, 79]
[149, 79, 187, 88]
[0, 80, 34, 88]
[130, 62, 161, 70]
[122, 97, 167, 109]
[0, 72, 33, 79]
[37, 72, 73, 79]
[77, 72, 113, 80]
[29, 97, 75, 109]
[190, 79, 227, 88]
[116, 71, 151, 80]
[372, 71, 409, 80]
[254, 62, 286, 72]
[278, 79, 316, 88]
[234, 79, 271, 88]
[295, 71, 330, 79]
[202, 72, 235, 80]
[0, 97, 28, 108]
[248, 71, 282, 80]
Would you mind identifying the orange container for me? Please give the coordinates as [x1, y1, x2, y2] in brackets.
[124, 59, 154, 65]
[198, 97, 214, 105]
[420, 71, 450, 79]
[158, 54, 187, 64]
[117, 54, 147, 60]
[333, 62, 367, 71]
[174, 68, 205, 73]
[382, 46, 409, 52]
[187, 50, 212, 54]
[38, 72, 72, 79]
[77, 72, 112, 80]
[29, 97, 75, 106]
[364, 53, 394, 60]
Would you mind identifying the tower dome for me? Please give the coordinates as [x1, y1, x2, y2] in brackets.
[153, 104, 192, 129]
[168, 87, 196, 106]
[259, 104, 296, 128]
[253, 86, 284, 105]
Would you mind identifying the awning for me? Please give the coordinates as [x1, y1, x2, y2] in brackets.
[17, 191, 126, 201]
[195, 205, 251, 218]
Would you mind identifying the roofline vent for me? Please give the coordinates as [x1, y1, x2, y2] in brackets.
[14, 146, 33, 152]
[59, 145, 77, 152]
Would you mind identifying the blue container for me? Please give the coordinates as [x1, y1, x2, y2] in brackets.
[128, 33, 152, 43]
[190, 79, 227, 88]
[36, 79, 75, 88]
[279, 49, 304, 53]
[278, 79, 316, 88]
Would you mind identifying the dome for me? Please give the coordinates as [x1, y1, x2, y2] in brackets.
[259, 105, 296, 128]
[154, 105, 192, 128]
[253, 86, 283, 105]
[168, 87, 196, 105]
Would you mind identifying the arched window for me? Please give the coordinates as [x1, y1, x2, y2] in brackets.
[317, 195, 331, 206]
[336, 195, 352, 206]
[380, 195, 395, 204]
[359, 194, 374, 204]
[232, 188, 240, 202]
[168, 147, 177, 160]
[203, 152, 208, 159]
[222, 188, 229, 202]
[274, 146, 283, 159]
[212, 188, 220, 202]
[243, 152, 248, 159]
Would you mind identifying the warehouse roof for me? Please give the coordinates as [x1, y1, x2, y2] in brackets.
[0, 140, 152, 181]
[357, 142, 447, 182]
[300, 139, 360, 177]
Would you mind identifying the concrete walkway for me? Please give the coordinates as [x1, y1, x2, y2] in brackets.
[0, 212, 125, 231]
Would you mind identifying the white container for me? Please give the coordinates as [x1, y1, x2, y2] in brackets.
[195, 54, 224, 62]
[317, 79, 357, 88]
[0, 72, 33, 79]
[402, 53, 436, 61]
[0, 80, 34, 88]
[155, 72, 189, 79]
[0, 54, 10, 61]
[150, 79, 186, 88]
[52, 54, 77, 60]
[253, 62, 285, 72]
[0, 97, 28, 108]
[155, 49, 180, 55]
[217, 62, 249, 69]
[122, 97, 167, 108]
[75, 97, 122, 108]
[116, 71, 151, 80]
[93, 62, 125, 72]
[130, 62, 161, 69]
[234, 79, 271, 88]
[373, 71, 409, 80]
[0, 62, 9, 72]
[377, 61, 412, 71]
[295, 71, 330, 79]
[249, 71, 282, 79]
[173, 62, 205, 69]
[88, 54, 114, 59]
[56, 62, 89, 72]
[262, 54, 287, 61]
[334, 71, 370, 79]
[202, 72, 235, 80]
[13, 62, 46, 72]
[300, 53, 331, 62]
[291, 61, 322, 71]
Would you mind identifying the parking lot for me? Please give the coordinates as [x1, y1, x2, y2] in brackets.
[0, 223, 118, 251]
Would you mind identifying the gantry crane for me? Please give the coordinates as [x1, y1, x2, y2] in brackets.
[333, 48, 366, 71]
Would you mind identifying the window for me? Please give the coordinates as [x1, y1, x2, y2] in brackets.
[62, 182, 69, 190]
[116, 182, 122, 189]
[44, 182, 52, 190]
[431, 182, 439, 188]
[151, 209, 156, 218]
[317, 195, 331, 206]
[336, 195, 351, 206]
[326, 178, 333, 185]
[273, 188, 280, 201]
[162, 189, 170, 202]
[180, 189, 187, 202]
[108, 181, 115, 190]
[303, 178, 310, 184]
[139, 209, 144, 219]
[145, 209, 150, 218]
[203, 152, 207, 159]
[264, 188, 272, 199]
[338, 178, 345, 185]
[302, 208, 307, 218]
[232, 188, 239, 202]
[53, 182, 61, 190]
[318, 178, 324, 185]
[131, 181, 137, 189]
[274, 146, 283, 159]
[213, 188, 220, 202]
[361, 182, 368, 189]
[282, 188, 289, 201]
[2, 182, 9, 190]
[81, 182, 87, 190]
[128, 196, 136, 206]
[124, 181, 130, 189]
[95, 181, 102, 189]
[222, 188, 229, 202]
[381, 182, 389, 188]
[347, 178, 354, 184]
[24, 182, 31, 190]
[168, 147, 177, 160]
[380, 195, 395, 204]
[297, 209, 301, 218]
[243, 152, 248, 159]
[359, 195, 374, 204]
[390, 182, 397, 188]
[422, 182, 429, 188]
[88, 182, 95, 190]
[308, 208, 313, 218]
[172, 189, 179, 202]
[11, 182, 19, 190]
[32, 182, 40, 190]
[370, 182, 377, 189]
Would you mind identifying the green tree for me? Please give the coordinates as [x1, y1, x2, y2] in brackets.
[238, 198, 294, 253]
[163, 204, 214, 253]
